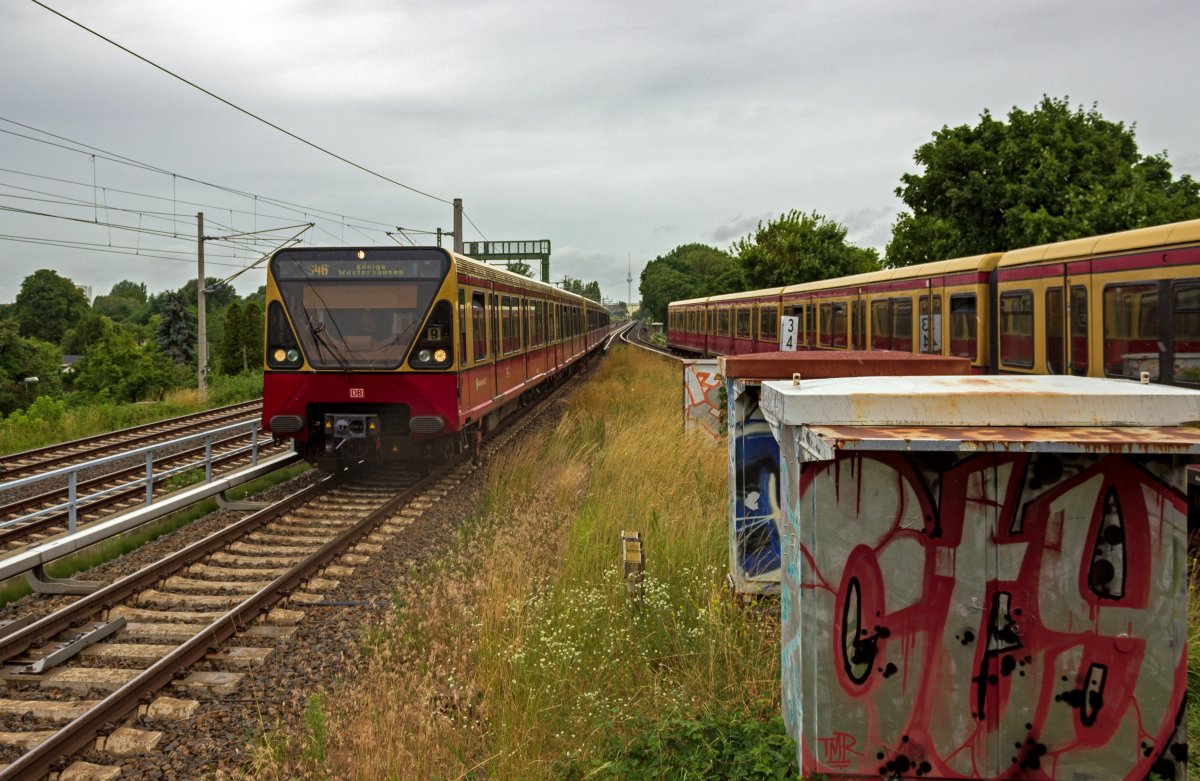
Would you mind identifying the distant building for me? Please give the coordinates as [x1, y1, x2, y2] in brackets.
[76, 284, 92, 304]
[60, 355, 82, 374]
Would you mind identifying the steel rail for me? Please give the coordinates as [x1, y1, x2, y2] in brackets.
[0, 463, 447, 780]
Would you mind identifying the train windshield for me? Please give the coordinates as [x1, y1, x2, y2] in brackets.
[271, 249, 449, 369]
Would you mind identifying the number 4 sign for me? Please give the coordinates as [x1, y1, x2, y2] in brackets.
[780, 316, 799, 351]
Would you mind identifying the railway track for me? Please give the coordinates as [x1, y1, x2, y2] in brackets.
[0, 401, 263, 483]
[0, 351, 595, 779]
[622, 320, 682, 359]
[0, 431, 290, 557]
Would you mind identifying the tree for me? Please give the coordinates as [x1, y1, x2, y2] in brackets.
[92, 279, 149, 323]
[240, 302, 264, 370]
[0, 321, 61, 415]
[61, 312, 113, 356]
[181, 277, 238, 312]
[11, 269, 89, 345]
[218, 300, 244, 374]
[73, 329, 180, 402]
[734, 211, 879, 288]
[505, 260, 535, 278]
[561, 277, 603, 303]
[156, 291, 196, 365]
[638, 243, 740, 323]
[887, 96, 1200, 266]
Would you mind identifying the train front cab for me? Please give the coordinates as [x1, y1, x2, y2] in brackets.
[993, 220, 1200, 385]
[262, 246, 462, 465]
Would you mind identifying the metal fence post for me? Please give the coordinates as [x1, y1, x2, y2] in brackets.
[205, 434, 213, 482]
[68, 471, 77, 535]
[252, 426, 259, 466]
[146, 451, 154, 505]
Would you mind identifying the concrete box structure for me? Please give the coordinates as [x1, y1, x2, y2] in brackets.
[761, 375, 1197, 780]
[720, 352, 969, 594]
[682, 358, 723, 441]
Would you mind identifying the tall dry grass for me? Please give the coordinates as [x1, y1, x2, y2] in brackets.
[249, 346, 779, 779]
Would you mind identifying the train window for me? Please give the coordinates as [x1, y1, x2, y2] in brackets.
[871, 300, 890, 350]
[805, 305, 815, 346]
[736, 307, 752, 339]
[818, 302, 847, 348]
[1172, 282, 1200, 383]
[1046, 287, 1064, 374]
[892, 299, 913, 352]
[1103, 283, 1158, 380]
[918, 295, 941, 354]
[949, 295, 977, 360]
[758, 305, 778, 342]
[999, 291, 1035, 368]
[472, 292, 487, 362]
[1071, 286, 1088, 375]
[717, 308, 730, 336]
[458, 290, 468, 366]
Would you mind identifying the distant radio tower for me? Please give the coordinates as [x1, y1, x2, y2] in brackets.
[627, 252, 632, 312]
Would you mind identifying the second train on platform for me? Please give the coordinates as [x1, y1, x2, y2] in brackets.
[667, 218, 1200, 385]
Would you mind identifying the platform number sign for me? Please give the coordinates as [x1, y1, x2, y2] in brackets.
[780, 316, 799, 351]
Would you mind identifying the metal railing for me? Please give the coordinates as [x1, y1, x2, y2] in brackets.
[0, 420, 266, 534]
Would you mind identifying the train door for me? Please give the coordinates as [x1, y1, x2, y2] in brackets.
[919, 283, 944, 355]
[1046, 266, 1091, 376]
[490, 291, 500, 398]
[852, 295, 866, 351]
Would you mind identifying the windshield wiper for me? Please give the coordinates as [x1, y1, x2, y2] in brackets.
[306, 318, 352, 372]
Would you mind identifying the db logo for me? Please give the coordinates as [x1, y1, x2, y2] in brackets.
[349, 388, 365, 399]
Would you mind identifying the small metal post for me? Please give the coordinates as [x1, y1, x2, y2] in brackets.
[67, 471, 77, 535]
[204, 434, 213, 482]
[251, 426, 259, 466]
[145, 452, 154, 505]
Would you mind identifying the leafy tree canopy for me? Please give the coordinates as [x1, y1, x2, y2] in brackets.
[180, 277, 238, 312]
[61, 312, 114, 356]
[734, 211, 879, 288]
[638, 243, 740, 323]
[562, 277, 602, 303]
[108, 280, 147, 303]
[505, 260, 535, 278]
[887, 95, 1200, 266]
[11, 269, 89, 345]
[73, 329, 180, 402]
[0, 321, 61, 415]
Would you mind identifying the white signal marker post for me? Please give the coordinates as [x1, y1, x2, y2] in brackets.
[780, 316, 799, 351]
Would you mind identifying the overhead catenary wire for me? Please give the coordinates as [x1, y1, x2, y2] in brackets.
[29, 0, 454, 207]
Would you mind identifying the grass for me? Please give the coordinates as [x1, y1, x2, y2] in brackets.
[0, 371, 263, 456]
[0, 461, 309, 607]
[248, 345, 784, 779]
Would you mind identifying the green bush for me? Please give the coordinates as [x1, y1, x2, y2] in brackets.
[555, 714, 799, 781]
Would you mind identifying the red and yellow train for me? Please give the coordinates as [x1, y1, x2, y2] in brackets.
[668, 218, 1200, 385]
[261, 246, 611, 467]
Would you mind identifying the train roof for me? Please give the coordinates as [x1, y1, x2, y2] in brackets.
[669, 296, 710, 307]
[706, 287, 785, 303]
[780, 252, 1001, 295]
[998, 217, 1200, 268]
[454, 251, 600, 306]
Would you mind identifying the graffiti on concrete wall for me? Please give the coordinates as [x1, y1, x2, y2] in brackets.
[682, 359, 723, 441]
[727, 381, 782, 593]
[780, 450, 1188, 780]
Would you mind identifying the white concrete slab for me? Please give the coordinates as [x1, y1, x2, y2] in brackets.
[760, 375, 1200, 428]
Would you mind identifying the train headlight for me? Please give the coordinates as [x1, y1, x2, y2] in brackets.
[418, 349, 432, 362]
[286, 349, 300, 363]
[433, 349, 447, 363]
[273, 349, 287, 363]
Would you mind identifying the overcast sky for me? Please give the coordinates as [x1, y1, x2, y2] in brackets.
[2, 0, 1198, 305]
